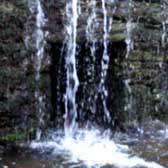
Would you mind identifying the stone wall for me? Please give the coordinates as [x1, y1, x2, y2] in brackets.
[0, 0, 51, 139]
[0, 0, 168, 139]
[46, 0, 168, 129]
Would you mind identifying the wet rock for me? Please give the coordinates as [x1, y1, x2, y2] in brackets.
[0, 0, 51, 139]
[0, 0, 168, 136]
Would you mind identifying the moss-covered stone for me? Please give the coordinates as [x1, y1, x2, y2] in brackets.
[0, 132, 26, 143]
[129, 50, 164, 61]
[0, 0, 39, 140]
[110, 33, 126, 42]
[1, 0, 168, 137]
[0, 3, 15, 13]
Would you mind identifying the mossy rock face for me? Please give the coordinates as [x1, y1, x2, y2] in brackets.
[0, 132, 26, 143]
[0, 0, 50, 140]
[0, 3, 15, 13]
[1, 0, 168, 136]
[111, 33, 126, 42]
[0, 1, 28, 63]
[32, 0, 168, 128]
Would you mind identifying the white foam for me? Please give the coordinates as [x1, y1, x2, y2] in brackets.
[159, 128, 168, 139]
[30, 129, 165, 168]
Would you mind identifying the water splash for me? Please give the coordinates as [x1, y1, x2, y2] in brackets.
[31, 128, 165, 168]
[64, 0, 79, 135]
[29, 1, 165, 168]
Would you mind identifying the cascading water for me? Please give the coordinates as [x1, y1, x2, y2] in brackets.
[86, 0, 97, 63]
[100, 0, 117, 122]
[161, 1, 167, 48]
[30, 1, 165, 168]
[124, 0, 135, 124]
[35, 0, 46, 140]
[64, 0, 79, 135]
[85, 0, 97, 115]
[35, 0, 45, 82]
[27, 0, 46, 140]
[125, 0, 134, 58]
[158, 0, 167, 69]
[100, 0, 111, 122]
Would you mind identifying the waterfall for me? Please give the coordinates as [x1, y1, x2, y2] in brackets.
[100, 0, 111, 122]
[35, 0, 46, 140]
[64, 0, 79, 135]
[124, 79, 133, 123]
[27, 0, 46, 140]
[86, 0, 97, 58]
[125, 0, 134, 58]
[35, 0, 45, 82]
[161, 1, 167, 48]
[85, 0, 97, 114]
[29, 1, 166, 168]
[124, 0, 135, 124]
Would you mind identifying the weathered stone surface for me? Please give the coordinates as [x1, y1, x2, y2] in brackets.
[0, 1, 51, 140]
[45, 0, 168, 128]
[0, 0, 168, 138]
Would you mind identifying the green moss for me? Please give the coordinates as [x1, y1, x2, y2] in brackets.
[0, 3, 15, 13]
[0, 1, 27, 15]
[111, 22, 125, 33]
[130, 50, 164, 61]
[110, 33, 126, 42]
[1, 132, 26, 143]
[128, 61, 142, 69]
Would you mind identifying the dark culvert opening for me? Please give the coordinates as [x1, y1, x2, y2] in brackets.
[49, 40, 127, 131]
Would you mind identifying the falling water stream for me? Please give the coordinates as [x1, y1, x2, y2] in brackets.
[26, 0, 46, 140]
[125, 0, 134, 59]
[64, 0, 79, 135]
[85, 0, 97, 115]
[1, 0, 167, 168]
[29, 1, 166, 168]
[100, 0, 111, 122]
[34, 0, 46, 141]
[124, 0, 135, 124]
[161, 0, 167, 48]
